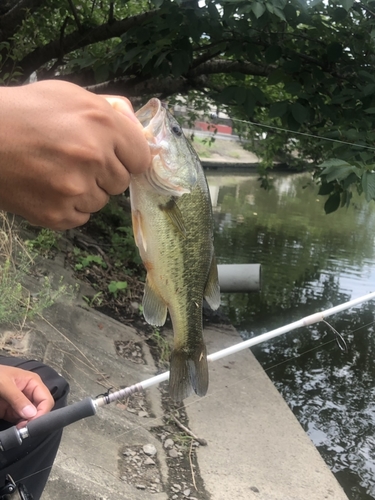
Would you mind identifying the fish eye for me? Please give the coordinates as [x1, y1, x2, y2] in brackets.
[171, 125, 183, 137]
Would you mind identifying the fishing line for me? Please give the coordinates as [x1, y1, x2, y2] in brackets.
[14, 315, 375, 486]
[184, 106, 375, 152]
[232, 117, 375, 152]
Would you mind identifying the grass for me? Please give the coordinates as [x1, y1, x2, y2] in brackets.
[0, 212, 73, 328]
[148, 327, 171, 367]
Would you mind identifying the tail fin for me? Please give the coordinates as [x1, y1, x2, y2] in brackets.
[169, 344, 209, 401]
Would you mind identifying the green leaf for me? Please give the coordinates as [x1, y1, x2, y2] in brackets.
[324, 192, 341, 214]
[265, 45, 282, 63]
[363, 83, 375, 96]
[268, 69, 286, 85]
[341, 0, 354, 10]
[243, 91, 256, 116]
[252, 2, 266, 18]
[217, 86, 239, 104]
[320, 159, 360, 182]
[283, 4, 297, 22]
[358, 70, 375, 82]
[284, 81, 302, 95]
[108, 281, 128, 296]
[290, 102, 309, 124]
[273, 6, 287, 21]
[318, 182, 334, 195]
[283, 59, 301, 73]
[151, 0, 164, 6]
[94, 64, 109, 83]
[364, 107, 375, 114]
[327, 42, 343, 62]
[269, 101, 288, 118]
[122, 46, 143, 63]
[331, 7, 347, 21]
[362, 171, 375, 202]
[252, 86, 266, 104]
[171, 51, 190, 77]
[235, 86, 247, 105]
[154, 52, 168, 68]
[345, 129, 360, 141]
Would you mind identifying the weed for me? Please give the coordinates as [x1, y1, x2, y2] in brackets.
[74, 252, 107, 271]
[25, 228, 60, 256]
[108, 280, 128, 298]
[0, 213, 73, 328]
[83, 292, 104, 307]
[149, 327, 171, 367]
[91, 199, 141, 266]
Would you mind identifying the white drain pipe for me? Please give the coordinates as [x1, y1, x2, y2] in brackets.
[218, 264, 261, 292]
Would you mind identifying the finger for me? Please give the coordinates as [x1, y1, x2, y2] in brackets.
[74, 186, 110, 212]
[105, 97, 151, 175]
[23, 380, 54, 417]
[0, 377, 37, 421]
[15, 382, 54, 429]
[113, 112, 151, 175]
[25, 209, 91, 231]
[96, 156, 131, 195]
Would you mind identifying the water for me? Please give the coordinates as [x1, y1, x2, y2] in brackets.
[207, 171, 375, 500]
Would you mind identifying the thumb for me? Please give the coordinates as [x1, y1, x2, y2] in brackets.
[0, 379, 37, 419]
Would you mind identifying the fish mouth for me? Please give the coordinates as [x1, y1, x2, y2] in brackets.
[136, 98, 165, 138]
[135, 98, 196, 197]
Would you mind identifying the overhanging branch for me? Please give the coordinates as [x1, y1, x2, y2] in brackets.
[189, 59, 273, 78]
[0, 0, 45, 41]
[14, 9, 158, 80]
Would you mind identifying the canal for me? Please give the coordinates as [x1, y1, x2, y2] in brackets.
[207, 171, 375, 500]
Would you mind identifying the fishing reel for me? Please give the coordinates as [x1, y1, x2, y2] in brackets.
[0, 476, 33, 500]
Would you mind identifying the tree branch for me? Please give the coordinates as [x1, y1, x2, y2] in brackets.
[85, 74, 209, 102]
[0, 0, 45, 41]
[66, 0, 83, 33]
[13, 9, 158, 81]
[75, 57, 273, 99]
[189, 59, 273, 78]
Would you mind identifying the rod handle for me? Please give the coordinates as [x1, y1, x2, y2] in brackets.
[0, 397, 96, 451]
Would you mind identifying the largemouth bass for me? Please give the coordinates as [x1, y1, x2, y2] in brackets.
[130, 98, 220, 401]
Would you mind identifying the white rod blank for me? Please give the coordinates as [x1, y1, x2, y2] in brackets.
[137, 291, 375, 392]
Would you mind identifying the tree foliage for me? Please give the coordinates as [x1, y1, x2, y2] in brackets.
[2, 0, 375, 211]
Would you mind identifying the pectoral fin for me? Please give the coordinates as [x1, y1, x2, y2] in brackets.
[159, 198, 186, 237]
[131, 209, 147, 253]
[142, 277, 168, 326]
[204, 255, 220, 311]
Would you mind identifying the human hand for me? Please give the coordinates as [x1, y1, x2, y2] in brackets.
[0, 80, 151, 230]
[0, 365, 54, 428]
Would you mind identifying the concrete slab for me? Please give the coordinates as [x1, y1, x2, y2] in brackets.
[1, 251, 348, 500]
[186, 324, 348, 500]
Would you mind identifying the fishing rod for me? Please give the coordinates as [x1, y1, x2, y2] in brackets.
[0, 290, 374, 453]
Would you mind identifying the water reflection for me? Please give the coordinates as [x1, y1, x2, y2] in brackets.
[207, 171, 375, 500]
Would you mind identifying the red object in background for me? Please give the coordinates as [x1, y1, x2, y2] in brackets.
[195, 121, 232, 135]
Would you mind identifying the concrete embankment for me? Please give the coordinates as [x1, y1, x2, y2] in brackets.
[1, 253, 348, 500]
